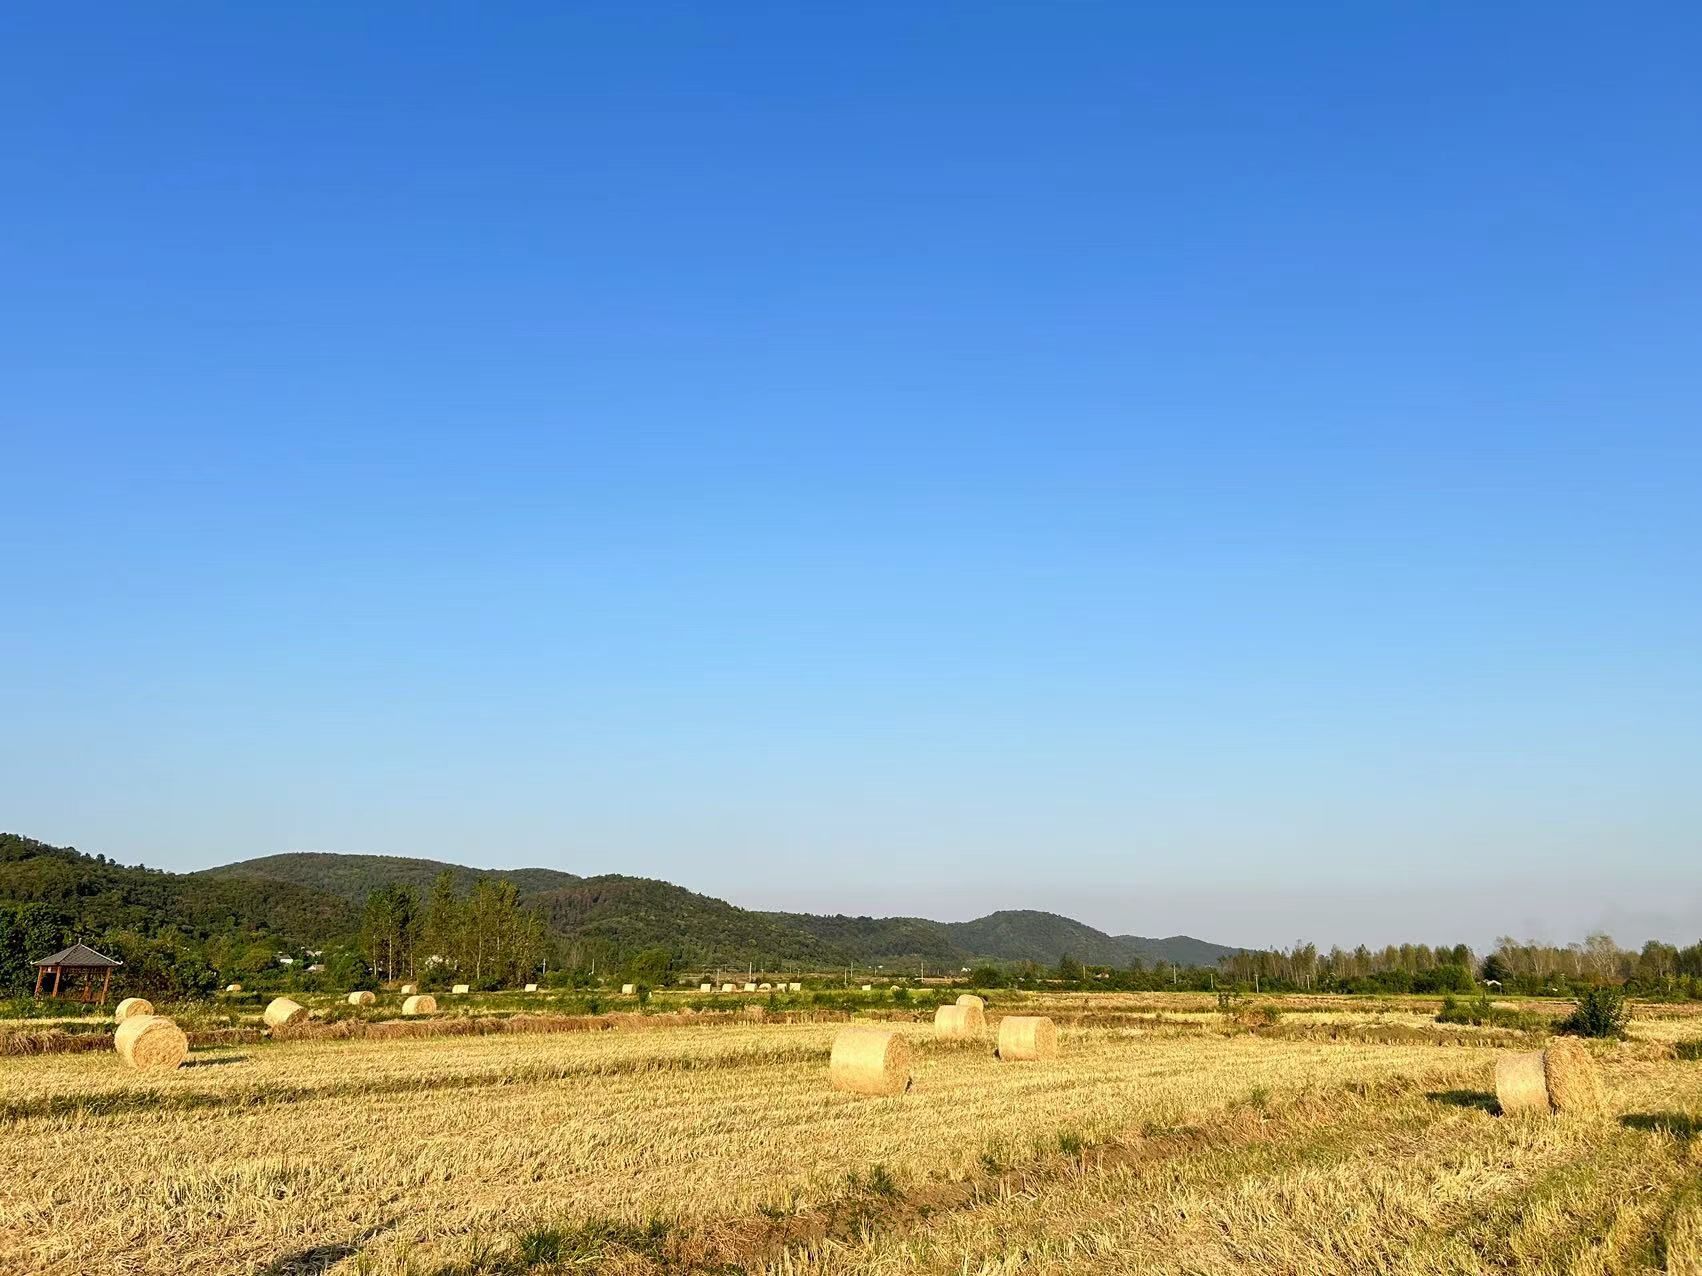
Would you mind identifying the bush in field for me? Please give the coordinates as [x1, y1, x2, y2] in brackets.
[1557, 985, 1630, 1039]
[1436, 994, 1541, 1031]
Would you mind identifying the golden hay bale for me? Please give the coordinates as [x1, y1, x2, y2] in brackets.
[452, 984, 470, 995]
[347, 991, 376, 1006]
[401, 994, 437, 1016]
[621, 983, 637, 995]
[934, 1004, 985, 1041]
[956, 993, 986, 1012]
[829, 1026, 912, 1097]
[1544, 1038, 1606, 1117]
[524, 983, 538, 992]
[114, 1015, 188, 1071]
[1495, 1050, 1551, 1115]
[114, 997, 154, 1023]
[263, 997, 308, 1029]
[399, 983, 418, 995]
[996, 1015, 1058, 1061]
[224, 983, 243, 993]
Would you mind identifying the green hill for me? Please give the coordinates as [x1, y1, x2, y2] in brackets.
[1, 835, 1237, 994]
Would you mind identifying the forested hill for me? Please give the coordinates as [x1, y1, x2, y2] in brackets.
[0, 835, 1237, 993]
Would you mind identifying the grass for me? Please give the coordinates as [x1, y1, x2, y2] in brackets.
[1, 992, 1697, 1274]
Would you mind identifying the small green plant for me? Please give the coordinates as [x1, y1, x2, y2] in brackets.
[1676, 1040, 1702, 1061]
[1248, 1085, 1271, 1112]
[1056, 1128, 1085, 1156]
[1557, 986, 1630, 1039]
[513, 1224, 564, 1266]
[865, 1162, 898, 1198]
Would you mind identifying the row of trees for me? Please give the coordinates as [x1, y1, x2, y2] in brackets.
[360, 872, 548, 988]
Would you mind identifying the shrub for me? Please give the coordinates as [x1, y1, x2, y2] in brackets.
[1557, 986, 1630, 1039]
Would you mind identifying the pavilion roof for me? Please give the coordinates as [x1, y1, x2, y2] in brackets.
[32, 943, 123, 968]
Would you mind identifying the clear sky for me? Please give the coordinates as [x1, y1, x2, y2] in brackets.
[3, 5, 1698, 950]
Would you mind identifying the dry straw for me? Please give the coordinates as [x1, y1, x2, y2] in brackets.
[114, 997, 154, 1023]
[347, 991, 376, 1006]
[829, 1026, 912, 1097]
[1543, 1038, 1605, 1117]
[996, 1015, 1058, 1061]
[401, 994, 437, 1016]
[263, 997, 308, 1029]
[114, 1015, 188, 1071]
[934, 1003, 985, 1041]
[1495, 1051, 1550, 1115]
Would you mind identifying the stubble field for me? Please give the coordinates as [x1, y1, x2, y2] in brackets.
[2, 994, 1698, 1275]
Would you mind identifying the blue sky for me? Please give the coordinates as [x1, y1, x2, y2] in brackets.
[3, 5, 1698, 949]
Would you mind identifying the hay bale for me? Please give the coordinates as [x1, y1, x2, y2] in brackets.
[956, 993, 986, 1012]
[744, 982, 757, 992]
[399, 983, 418, 995]
[452, 984, 470, 995]
[996, 1015, 1058, 1061]
[721, 983, 736, 993]
[758, 982, 772, 991]
[401, 994, 437, 1016]
[621, 983, 637, 995]
[224, 983, 243, 993]
[347, 991, 376, 1006]
[524, 983, 538, 992]
[829, 1026, 912, 1097]
[114, 1014, 188, 1071]
[700, 983, 714, 993]
[934, 1003, 985, 1041]
[263, 997, 307, 1029]
[1495, 1050, 1551, 1115]
[114, 997, 154, 1023]
[860, 984, 873, 992]
[789, 982, 802, 992]
[1544, 1038, 1605, 1117]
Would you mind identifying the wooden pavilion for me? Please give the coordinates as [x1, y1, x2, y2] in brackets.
[32, 943, 123, 1004]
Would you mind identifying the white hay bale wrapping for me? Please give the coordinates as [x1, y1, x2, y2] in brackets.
[114, 1015, 188, 1071]
[524, 983, 538, 992]
[721, 983, 736, 993]
[700, 983, 714, 993]
[399, 983, 418, 995]
[451, 984, 470, 995]
[829, 1026, 912, 1097]
[401, 994, 437, 1016]
[621, 983, 637, 995]
[956, 993, 986, 1012]
[114, 997, 155, 1023]
[789, 982, 802, 992]
[263, 997, 308, 1030]
[935, 1002, 986, 1041]
[996, 1015, 1058, 1061]
[860, 984, 873, 992]
[758, 983, 772, 991]
[744, 982, 757, 992]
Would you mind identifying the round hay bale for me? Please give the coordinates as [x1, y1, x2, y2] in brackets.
[621, 983, 637, 995]
[347, 991, 376, 1006]
[401, 994, 437, 1016]
[996, 1015, 1058, 1061]
[114, 1015, 188, 1071]
[934, 1004, 985, 1041]
[829, 1026, 912, 1097]
[451, 984, 470, 995]
[956, 993, 986, 1012]
[524, 983, 538, 992]
[398, 983, 418, 995]
[1544, 1038, 1605, 1117]
[700, 983, 714, 993]
[860, 984, 873, 992]
[758, 983, 772, 991]
[743, 982, 757, 992]
[721, 983, 736, 993]
[789, 982, 802, 992]
[114, 997, 154, 1023]
[1495, 1050, 1551, 1115]
[263, 997, 308, 1029]
[224, 983, 243, 993]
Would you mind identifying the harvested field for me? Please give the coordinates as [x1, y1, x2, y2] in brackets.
[1, 996, 1696, 1275]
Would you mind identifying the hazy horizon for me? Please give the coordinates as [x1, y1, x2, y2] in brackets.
[4, 8, 1698, 953]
